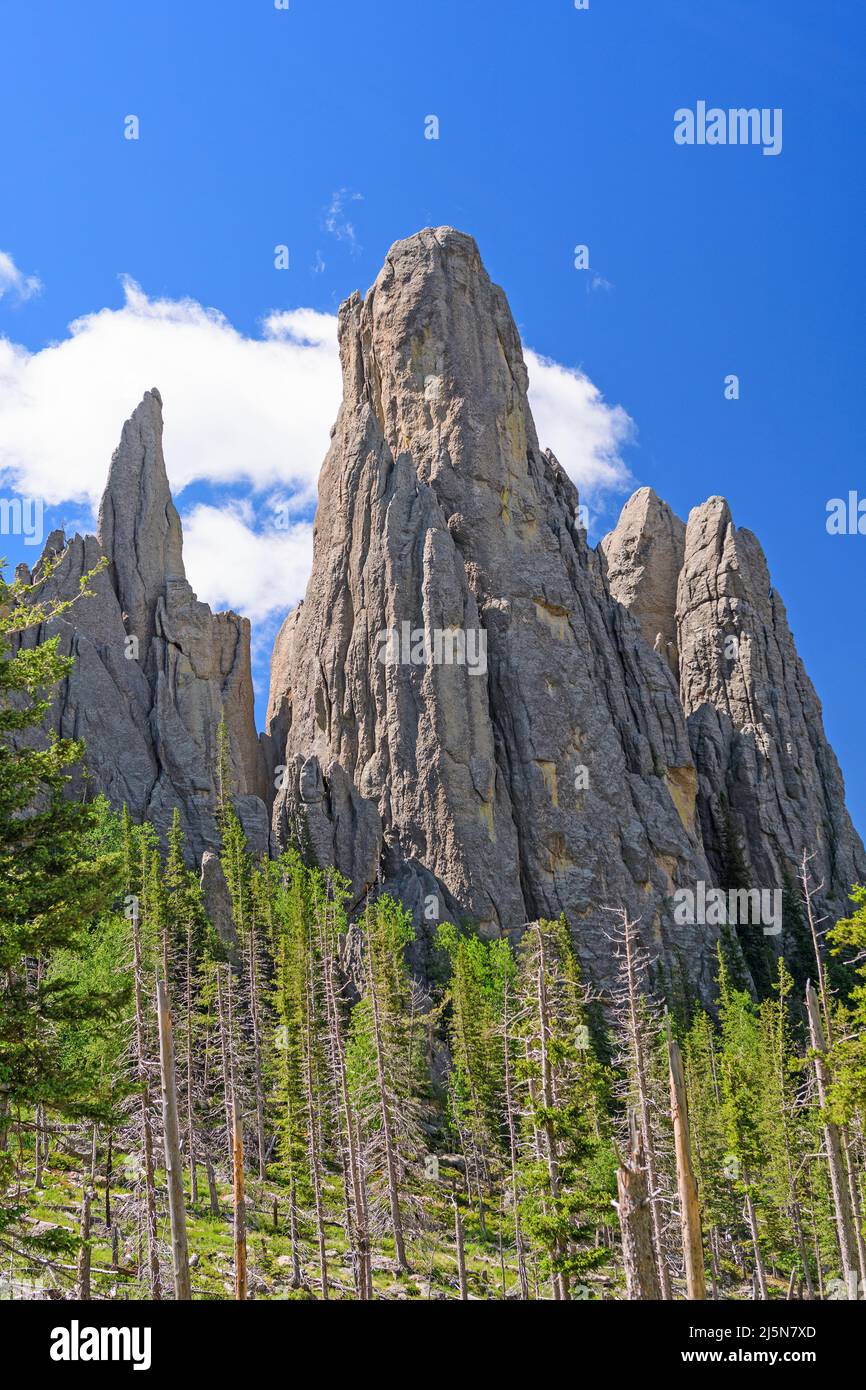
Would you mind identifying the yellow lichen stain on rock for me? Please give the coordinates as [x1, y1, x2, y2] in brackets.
[409, 326, 431, 373]
[664, 764, 698, 834]
[654, 854, 678, 894]
[544, 833, 572, 874]
[533, 599, 570, 641]
[536, 760, 559, 807]
[479, 801, 496, 841]
[504, 404, 526, 462]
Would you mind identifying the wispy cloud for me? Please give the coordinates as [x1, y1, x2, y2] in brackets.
[587, 272, 614, 294]
[0, 250, 42, 304]
[323, 189, 364, 252]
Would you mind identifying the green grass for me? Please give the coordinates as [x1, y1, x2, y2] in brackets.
[4, 1134, 617, 1300]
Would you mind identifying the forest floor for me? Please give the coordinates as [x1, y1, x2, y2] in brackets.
[3, 1138, 798, 1301]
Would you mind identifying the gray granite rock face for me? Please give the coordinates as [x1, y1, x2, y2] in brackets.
[600, 488, 685, 676]
[19, 228, 861, 997]
[200, 851, 238, 948]
[97, 389, 185, 668]
[17, 390, 269, 859]
[677, 498, 866, 917]
[604, 491, 866, 926]
[267, 227, 721, 992]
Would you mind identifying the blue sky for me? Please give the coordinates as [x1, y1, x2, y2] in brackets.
[1, 0, 864, 833]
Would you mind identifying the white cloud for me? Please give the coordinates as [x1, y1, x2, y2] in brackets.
[587, 272, 614, 294]
[525, 348, 634, 498]
[324, 189, 363, 251]
[181, 501, 313, 624]
[0, 279, 634, 625]
[0, 250, 42, 303]
[0, 279, 341, 511]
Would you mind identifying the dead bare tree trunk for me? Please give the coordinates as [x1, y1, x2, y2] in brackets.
[232, 1104, 247, 1301]
[842, 1129, 866, 1289]
[617, 911, 671, 1299]
[104, 1131, 113, 1229]
[502, 978, 530, 1300]
[616, 1116, 662, 1300]
[33, 1104, 44, 1189]
[216, 966, 233, 1159]
[743, 1181, 768, 1298]
[321, 910, 371, 1300]
[800, 851, 832, 1029]
[806, 980, 858, 1291]
[454, 1196, 468, 1300]
[303, 945, 329, 1299]
[77, 1188, 92, 1300]
[533, 926, 569, 1301]
[157, 980, 191, 1301]
[33, 963, 45, 1188]
[246, 920, 267, 1181]
[667, 1028, 706, 1299]
[367, 940, 408, 1273]
[800, 852, 866, 1287]
[769, 993, 816, 1298]
[288, 1172, 302, 1288]
[204, 1153, 220, 1216]
[131, 907, 161, 1300]
[185, 923, 198, 1206]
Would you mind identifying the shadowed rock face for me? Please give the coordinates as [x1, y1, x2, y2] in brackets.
[605, 491, 866, 925]
[17, 390, 269, 860]
[267, 227, 721, 992]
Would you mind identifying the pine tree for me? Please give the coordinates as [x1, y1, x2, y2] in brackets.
[437, 922, 506, 1232]
[347, 894, 426, 1275]
[717, 946, 770, 1296]
[267, 852, 331, 1293]
[162, 808, 222, 1204]
[757, 956, 816, 1293]
[683, 1008, 738, 1294]
[0, 560, 121, 1245]
[827, 886, 866, 1124]
[514, 918, 613, 1300]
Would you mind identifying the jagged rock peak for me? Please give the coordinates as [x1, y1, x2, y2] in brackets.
[601, 487, 685, 673]
[676, 494, 866, 918]
[19, 389, 270, 860]
[604, 484, 866, 944]
[338, 226, 535, 495]
[269, 227, 720, 992]
[97, 388, 185, 664]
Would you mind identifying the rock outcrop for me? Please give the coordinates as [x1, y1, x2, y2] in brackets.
[600, 488, 685, 676]
[17, 389, 270, 859]
[267, 227, 722, 993]
[604, 491, 866, 935]
[18, 227, 862, 998]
